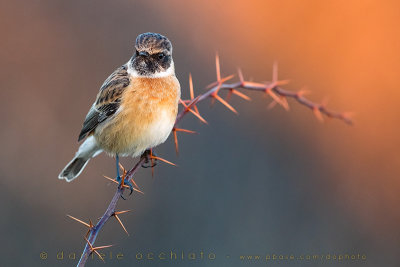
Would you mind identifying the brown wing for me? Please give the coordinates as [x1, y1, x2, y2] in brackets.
[78, 64, 130, 141]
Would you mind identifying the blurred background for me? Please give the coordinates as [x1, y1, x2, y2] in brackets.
[0, 0, 399, 266]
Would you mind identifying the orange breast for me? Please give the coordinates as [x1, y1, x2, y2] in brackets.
[95, 75, 180, 156]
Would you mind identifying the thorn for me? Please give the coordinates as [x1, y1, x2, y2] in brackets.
[173, 129, 179, 155]
[341, 112, 355, 125]
[313, 106, 324, 122]
[84, 237, 113, 262]
[131, 184, 144, 194]
[179, 98, 207, 124]
[321, 96, 330, 107]
[92, 250, 106, 262]
[296, 87, 311, 97]
[219, 74, 235, 84]
[267, 100, 277, 110]
[172, 127, 197, 155]
[179, 99, 191, 105]
[84, 236, 94, 250]
[265, 88, 286, 109]
[118, 162, 126, 173]
[187, 74, 201, 113]
[206, 81, 219, 89]
[276, 79, 290, 86]
[92, 244, 114, 250]
[272, 61, 278, 83]
[174, 128, 196, 134]
[237, 68, 244, 85]
[226, 89, 233, 103]
[214, 94, 238, 114]
[215, 53, 221, 81]
[205, 73, 235, 89]
[212, 74, 235, 96]
[103, 176, 130, 189]
[113, 213, 129, 236]
[280, 96, 290, 111]
[206, 74, 234, 89]
[189, 73, 194, 100]
[86, 219, 94, 238]
[114, 210, 131, 215]
[67, 215, 92, 228]
[103, 175, 117, 183]
[342, 111, 355, 119]
[270, 62, 290, 86]
[150, 155, 177, 166]
[186, 94, 201, 107]
[210, 96, 216, 107]
[243, 81, 266, 87]
[231, 89, 251, 101]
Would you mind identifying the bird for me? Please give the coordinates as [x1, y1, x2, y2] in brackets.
[58, 32, 181, 189]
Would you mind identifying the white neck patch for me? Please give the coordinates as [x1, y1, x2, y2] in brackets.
[127, 60, 175, 78]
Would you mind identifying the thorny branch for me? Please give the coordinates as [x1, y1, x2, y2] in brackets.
[69, 55, 352, 266]
[74, 158, 145, 266]
[173, 55, 352, 154]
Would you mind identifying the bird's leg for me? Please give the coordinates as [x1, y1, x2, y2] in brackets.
[115, 154, 121, 182]
[115, 154, 134, 197]
[141, 149, 158, 168]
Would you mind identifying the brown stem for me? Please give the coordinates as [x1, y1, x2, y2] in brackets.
[76, 157, 146, 267]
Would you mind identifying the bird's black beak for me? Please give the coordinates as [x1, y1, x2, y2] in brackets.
[139, 51, 150, 57]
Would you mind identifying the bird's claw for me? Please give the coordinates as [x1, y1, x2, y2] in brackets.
[141, 161, 157, 168]
[125, 179, 134, 195]
[116, 176, 134, 198]
[141, 149, 157, 168]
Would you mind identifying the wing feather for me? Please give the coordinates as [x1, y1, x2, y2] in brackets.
[78, 65, 130, 141]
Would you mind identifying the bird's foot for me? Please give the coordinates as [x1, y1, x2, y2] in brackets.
[141, 149, 157, 168]
[116, 175, 134, 199]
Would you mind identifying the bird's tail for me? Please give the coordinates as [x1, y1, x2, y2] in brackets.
[58, 136, 102, 182]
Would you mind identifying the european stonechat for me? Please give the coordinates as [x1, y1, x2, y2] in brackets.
[59, 32, 181, 184]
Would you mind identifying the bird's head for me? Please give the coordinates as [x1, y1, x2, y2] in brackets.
[129, 32, 174, 78]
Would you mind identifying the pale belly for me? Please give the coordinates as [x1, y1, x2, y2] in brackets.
[94, 74, 180, 157]
[94, 107, 176, 157]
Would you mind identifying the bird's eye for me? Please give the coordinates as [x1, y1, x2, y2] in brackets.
[158, 53, 165, 60]
[135, 50, 139, 56]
